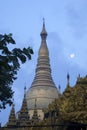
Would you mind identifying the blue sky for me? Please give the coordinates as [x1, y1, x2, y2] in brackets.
[1, 0, 87, 126]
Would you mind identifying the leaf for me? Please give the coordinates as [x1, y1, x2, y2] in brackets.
[0, 33, 33, 110]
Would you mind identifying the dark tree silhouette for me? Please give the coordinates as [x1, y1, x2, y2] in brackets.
[0, 33, 33, 110]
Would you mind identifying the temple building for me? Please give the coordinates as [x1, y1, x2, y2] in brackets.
[26, 20, 59, 119]
[6, 21, 59, 127]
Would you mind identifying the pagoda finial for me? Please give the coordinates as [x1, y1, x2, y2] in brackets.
[24, 83, 26, 96]
[43, 17, 45, 28]
[58, 84, 61, 96]
[40, 18, 47, 38]
[67, 73, 70, 88]
[78, 74, 80, 79]
[58, 84, 61, 91]
[12, 98, 15, 107]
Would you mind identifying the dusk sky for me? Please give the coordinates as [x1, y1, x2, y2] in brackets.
[1, 0, 87, 126]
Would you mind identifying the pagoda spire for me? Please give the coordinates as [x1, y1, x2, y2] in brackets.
[30, 21, 56, 88]
[40, 18, 47, 40]
[58, 84, 61, 96]
[32, 98, 39, 124]
[26, 21, 59, 117]
[18, 87, 30, 126]
[7, 100, 16, 127]
[24, 84, 26, 96]
[67, 73, 70, 88]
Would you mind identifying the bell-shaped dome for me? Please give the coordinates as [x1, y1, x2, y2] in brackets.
[26, 86, 58, 109]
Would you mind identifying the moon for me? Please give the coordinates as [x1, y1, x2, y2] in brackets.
[70, 53, 75, 58]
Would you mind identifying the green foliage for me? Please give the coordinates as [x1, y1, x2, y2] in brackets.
[0, 34, 33, 110]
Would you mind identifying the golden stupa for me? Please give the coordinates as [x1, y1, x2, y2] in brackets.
[26, 21, 59, 119]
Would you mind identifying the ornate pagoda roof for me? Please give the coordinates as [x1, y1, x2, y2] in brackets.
[7, 102, 17, 127]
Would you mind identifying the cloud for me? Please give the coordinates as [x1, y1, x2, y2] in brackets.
[66, 0, 87, 38]
[46, 31, 87, 92]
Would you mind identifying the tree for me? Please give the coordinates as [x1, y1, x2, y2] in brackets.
[0, 33, 33, 110]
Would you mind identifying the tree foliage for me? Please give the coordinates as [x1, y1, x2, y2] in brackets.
[0, 33, 33, 110]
